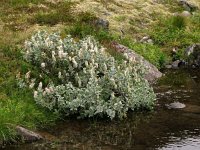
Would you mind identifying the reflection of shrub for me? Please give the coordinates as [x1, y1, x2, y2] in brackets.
[19, 31, 156, 119]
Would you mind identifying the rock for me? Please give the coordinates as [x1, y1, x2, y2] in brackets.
[166, 102, 186, 109]
[147, 39, 154, 44]
[178, 0, 198, 12]
[171, 60, 181, 69]
[173, 11, 191, 18]
[165, 64, 172, 69]
[169, 60, 186, 69]
[185, 44, 200, 67]
[140, 36, 153, 44]
[95, 18, 109, 29]
[180, 11, 192, 17]
[16, 126, 43, 142]
[111, 42, 162, 83]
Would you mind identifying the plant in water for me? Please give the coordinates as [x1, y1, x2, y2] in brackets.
[18, 31, 156, 119]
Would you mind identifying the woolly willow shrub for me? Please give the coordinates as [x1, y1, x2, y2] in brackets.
[19, 31, 156, 119]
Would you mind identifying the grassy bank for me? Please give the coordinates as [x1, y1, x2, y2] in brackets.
[0, 45, 59, 143]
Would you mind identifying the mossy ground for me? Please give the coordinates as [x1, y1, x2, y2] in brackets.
[0, 0, 199, 143]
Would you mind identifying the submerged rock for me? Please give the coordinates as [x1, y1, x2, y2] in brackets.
[16, 126, 43, 142]
[111, 42, 162, 83]
[166, 102, 186, 109]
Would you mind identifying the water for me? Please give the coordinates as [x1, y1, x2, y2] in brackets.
[3, 69, 200, 150]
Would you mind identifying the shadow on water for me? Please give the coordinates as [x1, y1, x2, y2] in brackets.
[4, 69, 200, 150]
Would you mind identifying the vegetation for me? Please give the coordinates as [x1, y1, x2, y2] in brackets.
[18, 31, 156, 119]
[0, 46, 59, 142]
[66, 23, 166, 68]
[32, 2, 75, 25]
[149, 12, 200, 60]
[0, 0, 199, 144]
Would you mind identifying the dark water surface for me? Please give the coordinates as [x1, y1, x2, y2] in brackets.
[4, 69, 200, 150]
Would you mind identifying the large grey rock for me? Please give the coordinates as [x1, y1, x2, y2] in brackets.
[16, 126, 43, 142]
[185, 44, 200, 67]
[111, 42, 162, 83]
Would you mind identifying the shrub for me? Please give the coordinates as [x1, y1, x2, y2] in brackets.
[19, 31, 156, 119]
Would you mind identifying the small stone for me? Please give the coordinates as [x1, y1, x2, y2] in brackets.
[166, 102, 186, 109]
[165, 65, 172, 69]
[171, 60, 181, 69]
[147, 39, 154, 44]
[140, 36, 149, 42]
[140, 36, 153, 44]
[16, 126, 43, 142]
[180, 11, 192, 17]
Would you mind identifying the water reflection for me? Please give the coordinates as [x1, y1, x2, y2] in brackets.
[158, 134, 200, 150]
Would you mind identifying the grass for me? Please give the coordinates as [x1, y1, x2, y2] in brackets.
[0, 45, 59, 143]
[32, 2, 75, 25]
[0, 0, 43, 8]
[148, 12, 200, 60]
